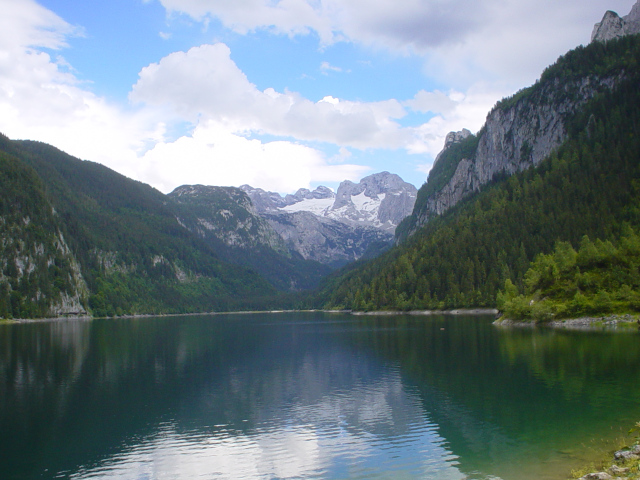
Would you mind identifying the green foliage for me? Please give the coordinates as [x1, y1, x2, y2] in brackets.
[0, 135, 286, 318]
[0, 139, 86, 318]
[501, 230, 640, 321]
[421, 134, 479, 201]
[314, 35, 640, 313]
[397, 134, 479, 242]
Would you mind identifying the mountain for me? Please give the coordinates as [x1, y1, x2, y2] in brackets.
[398, 57, 634, 239]
[240, 172, 416, 267]
[166, 184, 331, 290]
[0, 135, 284, 318]
[0, 133, 415, 318]
[0, 143, 88, 318]
[592, 1, 640, 42]
[316, 11, 640, 311]
[243, 172, 417, 232]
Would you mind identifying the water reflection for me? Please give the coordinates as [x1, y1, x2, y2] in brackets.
[1, 314, 640, 480]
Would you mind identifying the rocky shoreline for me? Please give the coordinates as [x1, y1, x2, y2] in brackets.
[351, 308, 500, 316]
[494, 314, 640, 330]
[573, 443, 640, 479]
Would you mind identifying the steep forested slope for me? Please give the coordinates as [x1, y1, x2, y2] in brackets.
[316, 35, 640, 312]
[0, 143, 88, 318]
[0, 136, 278, 318]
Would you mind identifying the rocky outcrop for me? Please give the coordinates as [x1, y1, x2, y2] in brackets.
[239, 172, 415, 267]
[399, 2, 640, 240]
[263, 211, 393, 268]
[328, 172, 417, 230]
[169, 184, 289, 254]
[409, 74, 620, 232]
[242, 172, 417, 233]
[591, 0, 640, 43]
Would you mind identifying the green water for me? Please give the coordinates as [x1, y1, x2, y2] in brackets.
[1, 313, 639, 479]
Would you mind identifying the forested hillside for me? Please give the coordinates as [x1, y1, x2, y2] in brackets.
[0, 136, 288, 318]
[316, 35, 640, 312]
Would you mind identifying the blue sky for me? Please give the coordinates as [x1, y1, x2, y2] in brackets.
[0, 0, 636, 194]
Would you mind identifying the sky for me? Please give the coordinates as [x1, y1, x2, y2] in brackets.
[0, 0, 636, 194]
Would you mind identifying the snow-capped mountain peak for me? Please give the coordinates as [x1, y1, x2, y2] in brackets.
[241, 172, 417, 232]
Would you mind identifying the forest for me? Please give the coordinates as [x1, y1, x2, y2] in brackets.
[315, 35, 640, 315]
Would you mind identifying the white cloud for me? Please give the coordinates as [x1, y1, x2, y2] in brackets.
[0, 0, 162, 181]
[0, 1, 369, 194]
[137, 121, 370, 193]
[320, 61, 342, 75]
[5, 0, 631, 194]
[130, 43, 410, 150]
[155, 0, 638, 87]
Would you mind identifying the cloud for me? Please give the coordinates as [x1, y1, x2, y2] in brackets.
[320, 61, 342, 75]
[130, 43, 410, 150]
[137, 121, 370, 193]
[155, 0, 637, 88]
[0, 0, 163, 181]
[0, 0, 81, 51]
[0, 1, 370, 194]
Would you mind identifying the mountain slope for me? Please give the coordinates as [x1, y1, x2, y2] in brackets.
[316, 33, 640, 311]
[0, 139, 88, 318]
[0, 136, 277, 318]
[167, 185, 332, 290]
[397, 31, 639, 241]
[240, 172, 416, 267]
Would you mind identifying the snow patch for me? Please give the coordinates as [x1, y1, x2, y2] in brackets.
[281, 197, 334, 215]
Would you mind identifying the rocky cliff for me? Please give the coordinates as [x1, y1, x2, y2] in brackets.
[169, 184, 289, 254]
[0, 145, 89, 318]
[242, 172, 416, 232]
[400, 2, 639, 240]
[591, 0, 640, 42]
[239, 172, 415, 267]
[263, 211, 392, 268]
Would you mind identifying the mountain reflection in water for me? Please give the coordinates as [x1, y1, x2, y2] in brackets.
[1, 313, 639, 480]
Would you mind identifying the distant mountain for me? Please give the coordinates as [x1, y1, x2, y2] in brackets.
[239, 172, 416, 268]
[0, 133, 417, 318]
[167, 184, 331, 291]
[316, 12, 640, 312]
[242, 172, 417, 232]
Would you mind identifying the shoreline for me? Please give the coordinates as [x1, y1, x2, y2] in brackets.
[494, 313, 640, 330]
[1, 307, 501, 324]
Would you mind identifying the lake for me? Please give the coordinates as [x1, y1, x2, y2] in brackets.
[1, 312, 640, 480]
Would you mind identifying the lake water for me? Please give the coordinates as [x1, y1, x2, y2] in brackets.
[1, 312, 640, 480]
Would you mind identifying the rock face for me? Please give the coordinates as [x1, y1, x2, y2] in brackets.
[407, 74, 620, 234]
[243, 172, 417, 232]
[400, 1, 640, 240]
[591, 0, 640, 43]
[239, 172, 416, 267]
[263, 211, 392, 268]
[169, 184, 289, 254]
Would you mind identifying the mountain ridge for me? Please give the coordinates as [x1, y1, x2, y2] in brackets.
[398, 1, 640, 241]
[316, 13, 640, 312]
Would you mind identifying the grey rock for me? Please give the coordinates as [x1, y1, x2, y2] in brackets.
[592, 0, 640, 43]
[239, 184, 290, 212]
[243, 173, 416, 233]
[579, 473, 612, 480]
[328, 172, 417, 231]
[264, 211, 393, 268]
[408, 73, 623, 235]
[614, 444, 640, 461]
[609, 465, 629, 475]
[240, 172, 415, 266]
